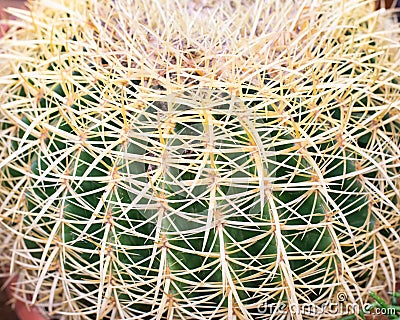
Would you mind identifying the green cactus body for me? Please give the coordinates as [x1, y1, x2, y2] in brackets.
[0, 0, 399, 319]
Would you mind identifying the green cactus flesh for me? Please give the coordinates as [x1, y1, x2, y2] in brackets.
[0, 0, 399, 319]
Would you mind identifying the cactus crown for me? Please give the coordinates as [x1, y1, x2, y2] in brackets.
[0, 0, 399, 319]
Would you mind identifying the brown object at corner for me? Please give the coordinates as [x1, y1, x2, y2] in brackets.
[0, 276, 49, 320]
[0, 0, 26, 36]
[0, 279, 19, 320]
[376, 0, 397, 9]
[0, 0, 26, 16]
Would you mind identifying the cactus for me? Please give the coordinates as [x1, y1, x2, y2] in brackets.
[0, 0, 399, 319]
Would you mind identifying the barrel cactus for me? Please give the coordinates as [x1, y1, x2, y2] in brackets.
[0, 0, 399, 319]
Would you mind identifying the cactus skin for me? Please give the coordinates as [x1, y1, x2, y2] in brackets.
[0, 0, 399, 319]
